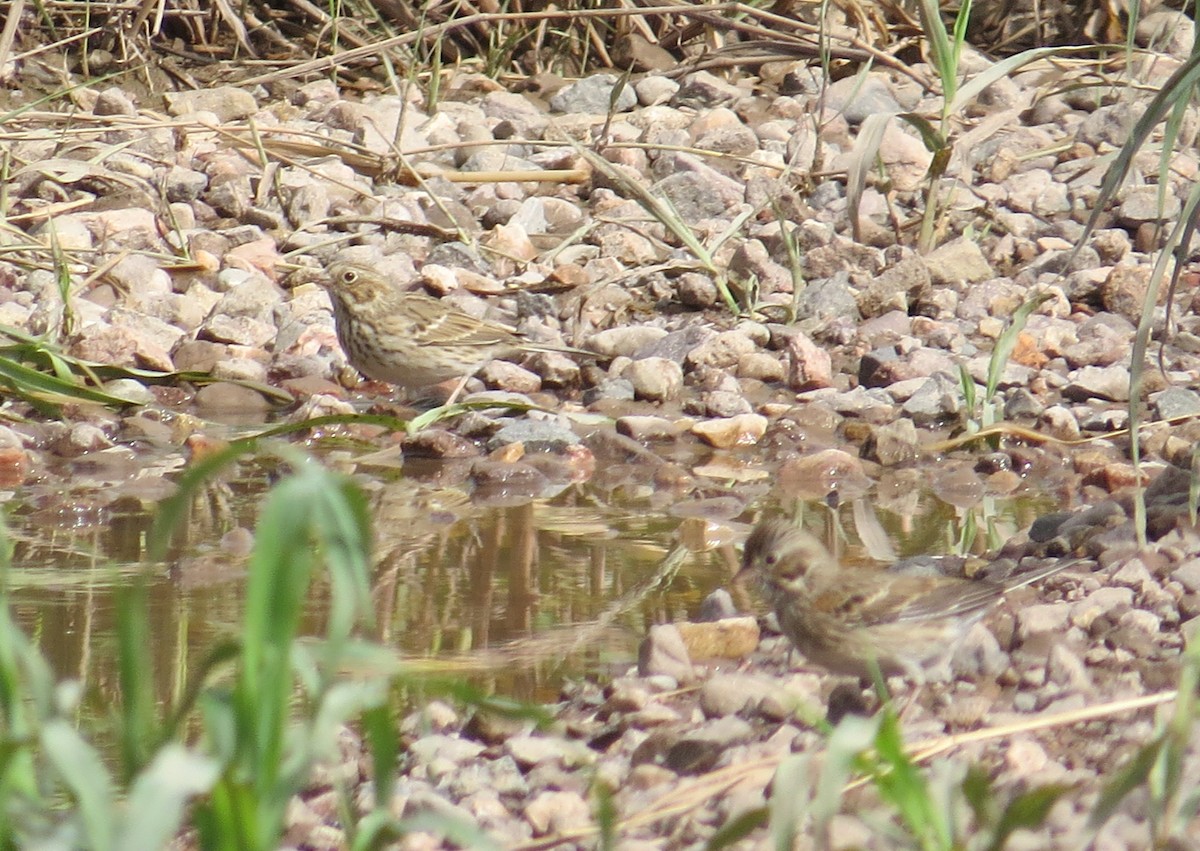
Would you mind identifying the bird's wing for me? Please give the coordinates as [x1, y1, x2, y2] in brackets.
[403, 295, 518, 348]
[812, 571, 1001, 627]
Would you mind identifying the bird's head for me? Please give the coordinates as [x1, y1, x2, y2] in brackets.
[324, 261, 393, 308]
[736, 520, 837, 594]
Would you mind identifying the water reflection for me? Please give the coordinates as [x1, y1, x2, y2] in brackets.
[4, 442, 1065, 706]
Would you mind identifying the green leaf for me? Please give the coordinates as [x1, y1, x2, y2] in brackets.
[986, 291, 1053, 400]
[1088, 734, 1166, 830]
[118, 745, 221, 851]
[42, 720, 116, 851]
[707, 806, 769, 849]
[990, 784, 1070, 850]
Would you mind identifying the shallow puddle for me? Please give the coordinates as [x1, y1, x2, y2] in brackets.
[5, 431, 1068, 708]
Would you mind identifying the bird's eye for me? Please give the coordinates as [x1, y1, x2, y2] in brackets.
[341, 271, 357, 285]
[764, 554, 776, 566]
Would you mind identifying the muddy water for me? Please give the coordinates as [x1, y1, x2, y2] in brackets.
[4, 440, 1062, 706]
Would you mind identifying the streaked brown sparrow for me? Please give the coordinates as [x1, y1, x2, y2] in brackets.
[736, 519, 1078, 681]
[319, 260, 595, 401]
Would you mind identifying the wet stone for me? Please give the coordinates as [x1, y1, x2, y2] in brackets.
[470, 460, 550, 498]
[901, 373, 963, 425]
[690, 414, 767, 448]
[701, 390, 752, 418]
[861, 419, 919, 466]
[1004, 387, 1045, 419]
[189, 382, 270, 413]
[615, 415, 684, 441]
[583, 377, 636, 405]
[698, 589, 738, 622]
[637, 623, 695, 683]
[785, 330, 834, 390]
[487, 420, 580, 453]
[403, 429, 480, 459]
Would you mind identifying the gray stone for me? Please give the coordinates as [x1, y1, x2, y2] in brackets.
[549, 74, 637, 114]
[1118, 185, 1182, 225]
[164, 86, 257, 120]
[699, 673, 782, 717]
[829, 75, 901, 125]
[615, 415, 682, 441]
[588, 327, 669, 358]
[925, 238, 994, 286]
[523, 789, 591, 835]
[655, 168, 742, 222]
[1062, 364, 1132, 402]
[1016, 603, 1071, 640]
[627, 357, 684, 402]
[702, 390, 752, 418]
[858, 255, 932, 318]
[1151, 387, 1200, 421]
[698, 589, 738, 622]
[1171, 559, 1200, 594]
[793, 273, 860, 322]
[685, 330, 757, 370]
[638, 623, 695, 682]
[487, 420, 582, 453]
[901, 373, 963, 425]
[862, 418, 919, 465]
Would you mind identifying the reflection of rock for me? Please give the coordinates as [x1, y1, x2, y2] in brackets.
[777, 448, 871, 502]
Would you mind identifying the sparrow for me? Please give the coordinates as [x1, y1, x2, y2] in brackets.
[736, 519, 1079, 681]
[319, 260, 595, 402]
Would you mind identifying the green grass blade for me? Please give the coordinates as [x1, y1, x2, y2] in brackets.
[42, 720, 116, 851]
[116, 583, 157, 781]
[986, 292, 1052, 400]
[1074, 50, 1200, 258]
[147, 441, 256, 560]
[1088, 734, 1165, 830]
[361, 704, 399, 823]
[846, 112, 895, 242]
[0, 354, 135, 407]
[118, 745, 221, 851]
[706, 806, 768, 849]
[988, 785, 1070, 851]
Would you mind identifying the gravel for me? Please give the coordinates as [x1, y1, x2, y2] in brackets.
[3, 25, 1200, 846]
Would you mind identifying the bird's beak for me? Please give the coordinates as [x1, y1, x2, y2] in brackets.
[732, 561, 755, 584]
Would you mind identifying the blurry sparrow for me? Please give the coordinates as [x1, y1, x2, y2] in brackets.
[736, 519, 1078, 681]
[320, 260, 595, 401]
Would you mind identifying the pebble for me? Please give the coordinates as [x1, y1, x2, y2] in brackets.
[690, 414, 767, 448]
